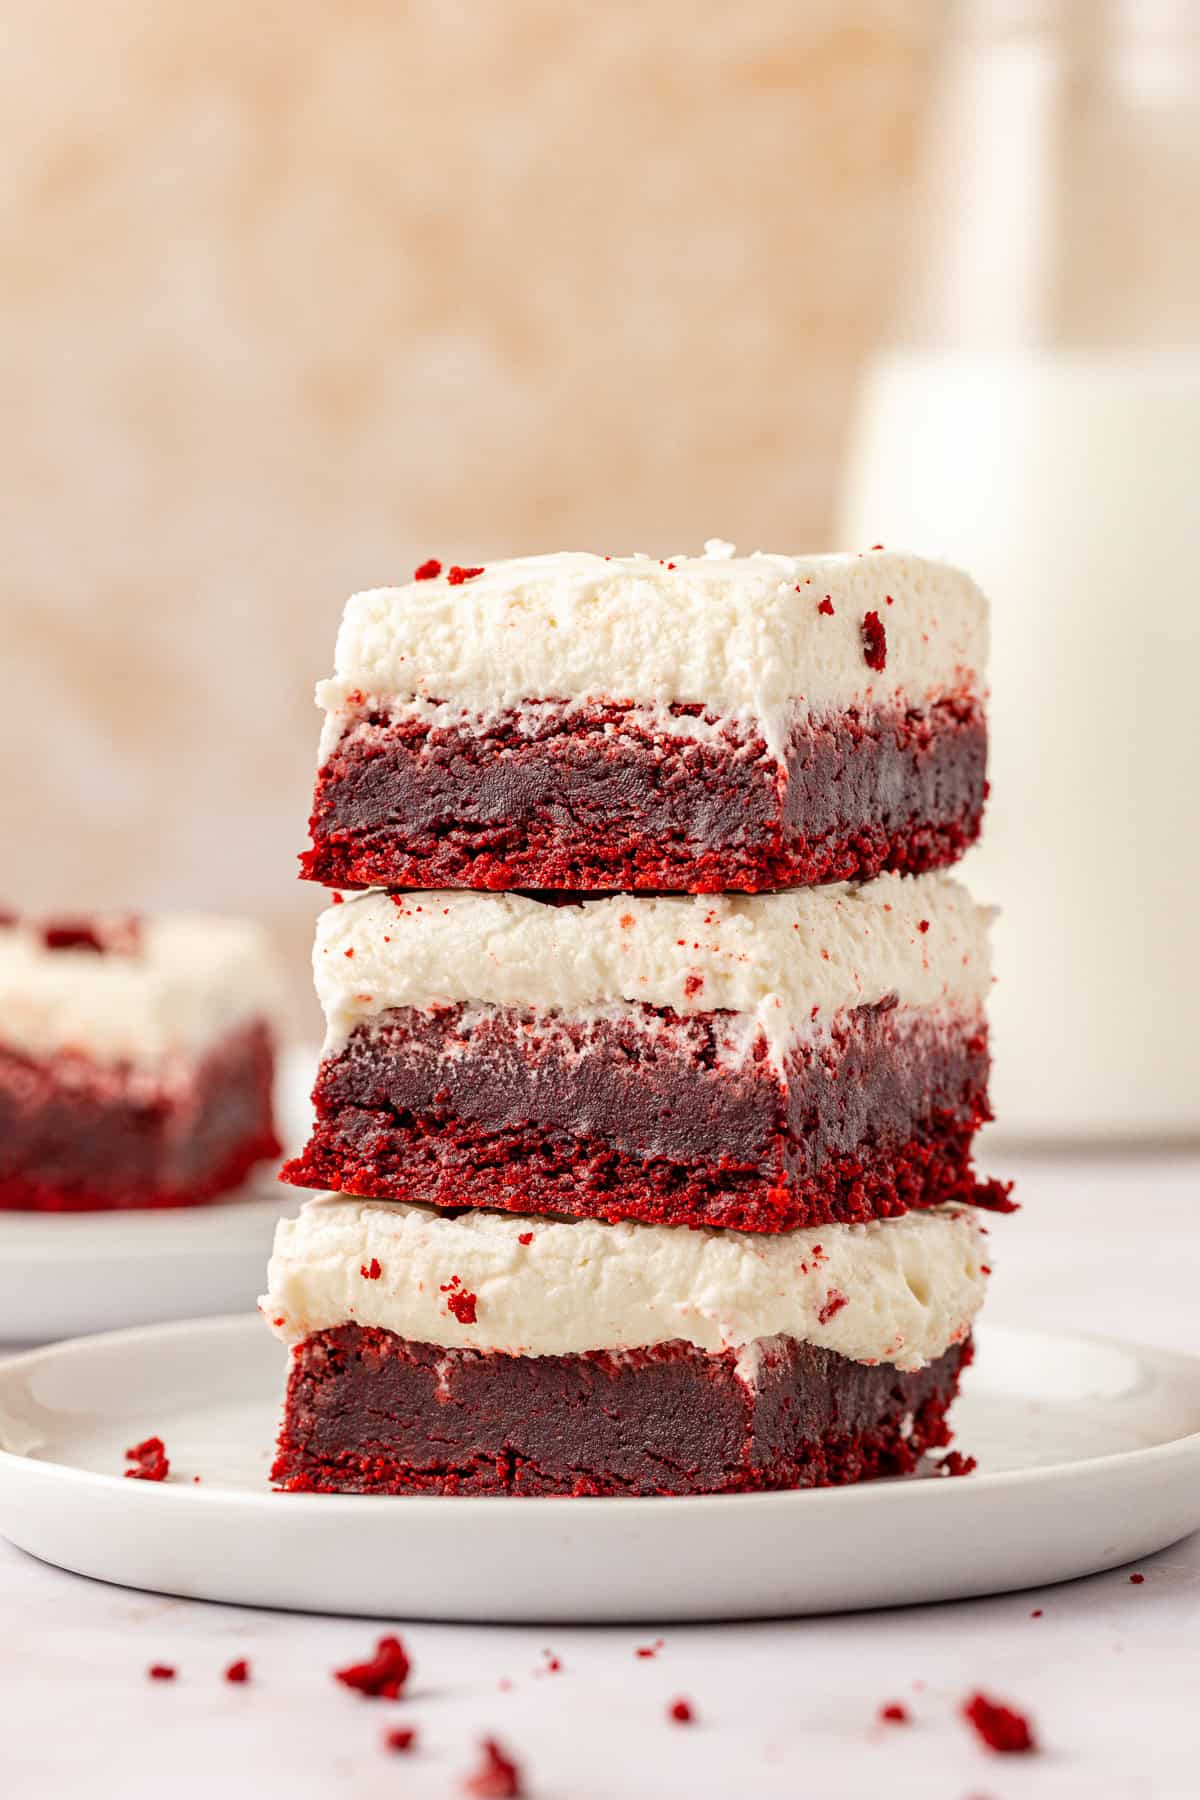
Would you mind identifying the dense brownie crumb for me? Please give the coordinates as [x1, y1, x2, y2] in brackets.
[334, 1634, 411, 1699]
[962, 1692, 1037, 1754]
[463, 1737, 523, 1797]
[124, 1436, 170, 1482]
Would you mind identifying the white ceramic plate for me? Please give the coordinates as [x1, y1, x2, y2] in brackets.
[0, 1048, 314, 1343]
[0, 1314, 1197, 1622]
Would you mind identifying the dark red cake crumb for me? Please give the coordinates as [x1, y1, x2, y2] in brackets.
[447, 565, 485, 586]
[861, 610, 887, 671]
[668, 1698, 695, 1725]
[463, 1737, 523, 1797]
[541, 1650, 562, 1673]
[331, 891, 344, 903]
[334, 1634, 411, 1699]
[517, 1231, 533, 1246]
[384, 1726, 417, 1753]
[0, 908, 18, 927]
[636, 1640, 664, 1659]
[442, 1275, 479, 1325]
[683, 974, 704, 998]
[817, 1288, 849, 1326]
[936, 1450, 977, 1477]
[360, 1257, 382, 1280]
[224, 1659, 250, 1684]
[148, 1664, 176, 1681]
[1129, 1573, 1145, 1584]
[42, 915, 142, 955]
[124, 1436, 170, 1482]
[413, 559, 442, 581]
[879, 1703, 910, 1724]
[962, 1692, 1037, 1754]
[817, 595, 835, 615]
[918, 919, 930, 933]
[1030, 1609, 1043, 1618]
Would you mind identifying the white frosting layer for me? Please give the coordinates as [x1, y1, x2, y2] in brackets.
[263, 1195, 988, 1371]
[313, 873, 991, 1060]
[316, 545, 987, 759]
[0, 915, 281, 1067]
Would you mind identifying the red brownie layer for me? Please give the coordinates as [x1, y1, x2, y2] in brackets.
[300, 698, 986, 893]
[273, 1324, 971, 1496]
[281, 998, 1009, 1232]
[0, 1020, 281, 1211]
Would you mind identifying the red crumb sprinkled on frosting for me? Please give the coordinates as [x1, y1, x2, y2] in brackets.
[542, 1650, 562, 1673]
[334, 1634, 411, 1699]
[42, 915, 142, 955]
[636, 1640, 665, 1658]
[343, 947, 354, 958]
[818, 1289, 849, 1326]
[0, 908, 19, 927]
[224, 1659, 250, 1684]
[962, 1692, 1037, 1754]
[879, 1703, 910, 1724]
[518, 1232, 533, 1245]
[668, 1699, 695, 1725]
[125, 1436, 170, 1482]
[441, 1276, 479, 1325]
[885, 594, 894, 605]
[937, 1451, 977, 1477]
[683, 974, 704, 998]
[360, 1258, 382, 1280]
[917, 919, 930, 933]
[463, 1738, 523, 1798]
[817, 595, 835, 615]
[861, 610, 887, 670]
[385, 1726, 417, 1753]
[447, 565, 485, 585]
[413, 559, 442, 581]
[1031, 1608, 1043, 1618]
[330, 891, 344, 904]
[148, 1665, 176, 1681]
[1129, 1573, 1145, 1584]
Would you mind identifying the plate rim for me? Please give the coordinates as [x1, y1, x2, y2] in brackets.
[2, 1311, 1199, 1516]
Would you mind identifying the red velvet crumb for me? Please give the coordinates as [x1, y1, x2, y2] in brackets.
[635, 1640, 664, 1658]
[817, 595, 835, 616]
[330, 891, 344, 904]
[334, 1634, 411, 1699]
[962, 1692, 1037, 1755]
[517, 1232, 533, 1246]
[385, 1726, 417, 1753]
[861, 610, 887, 670]
[463, 1737, 523, 1798]
[442, 1276, 479, 1325]
[668, 1698, 695, 1725]
[43, 915, 142, 955]
[937, 1451, 977, 1478]
[224, 1659, 250, 1684]
[917, 919, 930, 933]
[343, 947, 354, 958]
[683, 974, 704, 998]
[148, 1665, 176, 1681]
[413, 559, 442, 581]
[1129, 1573, 1145, 1584]
[125, 1436, 170, 1482]
[879, 1703, 910, 1724]
[817, 1289, 849, 1326]
[1030, 1608, 1043, 1618]
[361, 1258, 382, 1280]
[0, 908, 18, 927]
[447, 565, 485, 585]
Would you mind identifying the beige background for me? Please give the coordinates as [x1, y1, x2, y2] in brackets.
[2, 2, 938, 1033]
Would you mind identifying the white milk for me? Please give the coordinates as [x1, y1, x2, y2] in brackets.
[837, 349, 1200, 1140]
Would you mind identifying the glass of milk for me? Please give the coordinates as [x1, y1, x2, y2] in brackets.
[837, 0, 1200, 1142]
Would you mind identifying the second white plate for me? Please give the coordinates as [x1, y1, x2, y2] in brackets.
[0, 1313, 1197, 1622]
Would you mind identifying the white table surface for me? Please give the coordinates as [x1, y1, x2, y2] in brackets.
[3, 1151, 1198, 1799]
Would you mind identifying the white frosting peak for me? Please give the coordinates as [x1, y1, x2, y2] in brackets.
[263, 1196, 988, 1371]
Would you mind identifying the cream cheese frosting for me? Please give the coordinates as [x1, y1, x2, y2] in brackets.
[316, 544, 988, 760]
[312, 873, 991, 1060]
[263, 1195, 989, 1371]
[0, 915, 281, 1067]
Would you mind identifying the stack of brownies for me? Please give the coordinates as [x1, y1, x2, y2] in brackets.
[264, 542, 1010, 1495]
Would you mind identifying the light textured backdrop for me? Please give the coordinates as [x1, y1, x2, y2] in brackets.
[1, 2, 937, 1031]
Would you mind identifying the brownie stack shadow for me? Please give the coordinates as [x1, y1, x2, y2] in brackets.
[262, 545, 1010, 1496]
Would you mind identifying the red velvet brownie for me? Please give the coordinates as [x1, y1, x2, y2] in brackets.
[281, 873, 1006, 1232]
[264, 1195, 988, 1495]
[301, 545, 988, 894]
[0, 912, 282, 1211]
